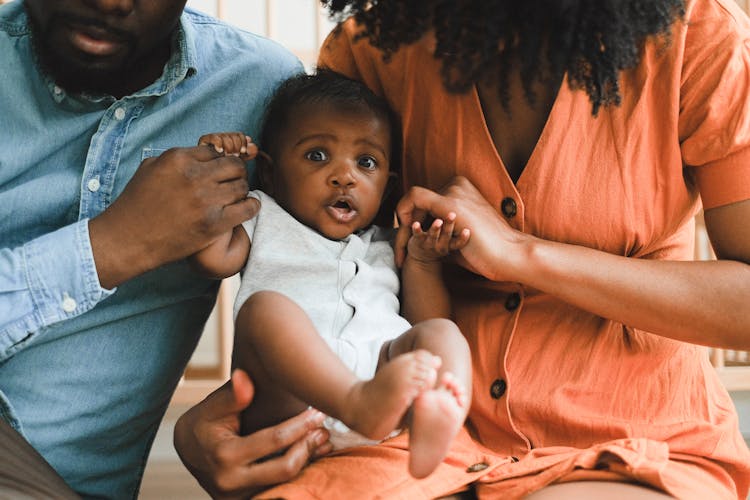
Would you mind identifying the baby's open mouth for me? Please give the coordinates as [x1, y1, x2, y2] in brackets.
[327, 197, 357, 222]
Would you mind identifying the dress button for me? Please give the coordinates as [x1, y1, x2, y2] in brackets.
[114, 107, 126, 120]
[466, 462, 489, 473]
[61, 294, 77, 313]
[504, 292, 521, 311]
[87, 178, 101, 192]
[501, 197, 517, 218]
[490, 379, 507, 399]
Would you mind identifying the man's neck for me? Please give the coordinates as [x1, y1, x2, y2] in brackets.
[106, 41, 172, 98]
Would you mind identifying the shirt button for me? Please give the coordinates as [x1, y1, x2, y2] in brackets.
[504, 292, 521, 311]
[87, 178, 101, 192]
[114, 107, 126, 120]
[61, 295, 77, 313]
[53, 85, 63, 95]
[490, 379, 507, 399]
[501, 197, 517, 218]
[466, 462, 489, 473]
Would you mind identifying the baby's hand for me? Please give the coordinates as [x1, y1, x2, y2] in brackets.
[407, 212, 470, 263]
[198, 132, 258, 160]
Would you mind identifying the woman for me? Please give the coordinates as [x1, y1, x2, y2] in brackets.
[175, 0, 750, 498]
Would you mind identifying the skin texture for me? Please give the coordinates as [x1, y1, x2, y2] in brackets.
[188, 104, 395, 276]
[261, 104, 392, 240]
[25, 0, 187, 98]
[395, 179, 750, 350]
[173, 370, 333, 500]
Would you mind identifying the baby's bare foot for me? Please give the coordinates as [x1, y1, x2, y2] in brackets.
[408, 371, 468, 478]
[345, 350, 440, 440]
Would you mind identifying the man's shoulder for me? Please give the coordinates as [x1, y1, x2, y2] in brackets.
[181, 8, 300, 72]
[0, 1, 30, 38]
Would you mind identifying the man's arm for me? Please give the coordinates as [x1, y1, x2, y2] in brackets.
[89, 146, 256, 288]
[188, 133, 260, 279]
[0, 221, 113, 358]
[0, 145, 255, 356]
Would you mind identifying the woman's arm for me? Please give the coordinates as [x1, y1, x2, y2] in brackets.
[396, 178, 750, 350]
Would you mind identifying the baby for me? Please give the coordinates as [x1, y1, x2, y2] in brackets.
[190, 71, 471, 478]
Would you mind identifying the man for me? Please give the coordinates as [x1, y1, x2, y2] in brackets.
[0, 0, 324, 497]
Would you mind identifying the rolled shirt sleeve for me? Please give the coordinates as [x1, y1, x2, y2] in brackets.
[0, 220, 114, 360]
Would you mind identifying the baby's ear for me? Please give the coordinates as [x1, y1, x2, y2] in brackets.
[374, 171, 402, 228]
[256, 151, 274, 195]
[384, 171, 400, 199]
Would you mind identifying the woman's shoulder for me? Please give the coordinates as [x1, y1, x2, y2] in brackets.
[318, 18, 439, 104]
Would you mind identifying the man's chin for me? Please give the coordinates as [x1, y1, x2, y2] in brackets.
[41, 56, 126, 95]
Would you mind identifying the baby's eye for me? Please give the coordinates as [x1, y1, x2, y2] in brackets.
[358, 155, 377, 170]
[305, 149, 328, 162]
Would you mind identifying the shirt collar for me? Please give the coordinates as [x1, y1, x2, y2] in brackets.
[131, 12, 198, 98]
[39, 10, 198, 104]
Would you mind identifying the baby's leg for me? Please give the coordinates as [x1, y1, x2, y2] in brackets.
[234, 291, 440, 440]
[233, 292, 317, 434]
[381, 318, 472, 478]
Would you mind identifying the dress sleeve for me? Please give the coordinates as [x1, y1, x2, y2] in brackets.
[317, 19, 388, 97]
[679, 0, 750, 209]
[318, 22, 361, 79]
[0, 220, 114, 361]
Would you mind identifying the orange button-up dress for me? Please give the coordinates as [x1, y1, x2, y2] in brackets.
[260, 0, 750, 498]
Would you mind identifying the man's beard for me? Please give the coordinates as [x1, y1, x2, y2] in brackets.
[27, 11, 138, 95]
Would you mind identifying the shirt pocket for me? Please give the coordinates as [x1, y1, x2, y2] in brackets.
[141, 147, 169, 161]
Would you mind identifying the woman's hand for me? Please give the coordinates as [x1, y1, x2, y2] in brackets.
[396, 176, 530, 282]
[173, 370, 331, 500]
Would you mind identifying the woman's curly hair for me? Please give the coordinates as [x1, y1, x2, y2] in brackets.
[321, 0, 685, 115]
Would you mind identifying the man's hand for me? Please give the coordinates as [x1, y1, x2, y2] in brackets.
[89, 146, 258, 288]
[173, 370, 331, 500]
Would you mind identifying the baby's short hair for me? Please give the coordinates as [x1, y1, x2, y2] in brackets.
[259, 69, 400, 170]
[258, 69, 402, 227]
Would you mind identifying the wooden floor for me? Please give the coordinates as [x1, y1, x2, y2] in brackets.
[139, 461, 209, 500]
[138, 403, 210, 500]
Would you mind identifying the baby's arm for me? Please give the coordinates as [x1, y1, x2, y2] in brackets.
[189, 224, 253, 279]
[189, 132, 259, 278]
[401, 213, 470, 323]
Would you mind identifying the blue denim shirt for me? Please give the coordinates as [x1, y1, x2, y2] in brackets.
[0, 1, 302, 497]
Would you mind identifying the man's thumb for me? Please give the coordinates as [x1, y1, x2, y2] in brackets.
[230, 369, 255, 410]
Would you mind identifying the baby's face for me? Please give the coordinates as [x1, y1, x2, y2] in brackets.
[266, 104, 392, 240]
